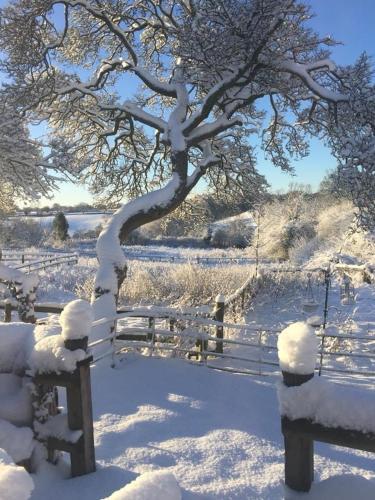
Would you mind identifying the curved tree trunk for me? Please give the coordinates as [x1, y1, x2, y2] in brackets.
[91, 151, 201, 337]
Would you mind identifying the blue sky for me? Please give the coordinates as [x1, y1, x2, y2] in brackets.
[2, 0, 372, 206]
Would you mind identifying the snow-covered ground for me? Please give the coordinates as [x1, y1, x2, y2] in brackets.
[1, 244, 375, 499]
[29, 354, 375, 499]
[26, 268, 375, 499]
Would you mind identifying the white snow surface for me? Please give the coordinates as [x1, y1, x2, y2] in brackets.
[60, 299, 93, 340]
[0, 323, 35, 373]
[278, 376, 375, 434]
[29, 335, 86, 374]
[0, 448, 34, 500]
[34, 315, 62, 342]
[102, 470, 181, 500]
[0, 419, 34, 463]
[28, 355, 375, 499]
[277, 321, 319, 374]
[35, 414, 82, 443]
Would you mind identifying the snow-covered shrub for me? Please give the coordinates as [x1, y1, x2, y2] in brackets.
[209, 218, 254, 249]
[125, 229, 149, 246]
[277, 322, 318, 374]
[210, 227, 250, 249]
[0, 219, 47, 247]
[0, 323, 35, 375]
[280, 220, 316, 257]
[0, 421, 34, 463]
[0, 449, 34, 500]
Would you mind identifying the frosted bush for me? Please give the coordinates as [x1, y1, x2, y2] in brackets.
[121, 262, 253, 306]
[277, 321, 318, 374]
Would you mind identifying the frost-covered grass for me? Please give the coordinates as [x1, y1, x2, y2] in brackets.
[75, 261, 254, 307]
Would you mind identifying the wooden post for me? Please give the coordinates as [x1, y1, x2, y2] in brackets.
[64, 337, 96, 477]
[4, 300, 12, 322]
[214, 294, 225, 354]
[282, 370, 314, 492]
[284, 431, 314, 492]
[22, 254, 25, 264]
[148, 317, 155, 341]
[0, 249, 2, 261]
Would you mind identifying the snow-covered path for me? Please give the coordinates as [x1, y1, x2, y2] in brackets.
[31, 355, 375, 499]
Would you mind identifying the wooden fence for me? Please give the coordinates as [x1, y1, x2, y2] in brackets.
[0, 250, 78, 273]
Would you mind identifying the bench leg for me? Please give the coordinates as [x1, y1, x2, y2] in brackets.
[284, 434, 314, 492]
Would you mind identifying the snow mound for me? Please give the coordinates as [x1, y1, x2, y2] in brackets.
[0, 447, 34, 500]
[60, 299, 93, 340]
[278, 377, 375, 434]
[277, 321, 318, 374]
[0, 374, 32, 426]
[0, 419, 34, 463]
[102, 470, 181, 500]
[29, 335, 86, 374]
[0, 323, 35, 374]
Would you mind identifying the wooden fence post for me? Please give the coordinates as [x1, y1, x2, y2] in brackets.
[4, 299, 12, 322]
[148, 317, 155, 341]
[22, 254, 25, 264]
[62, 336, 95, 477]
[35, 326, 96, 478]
[214, 294, 225, 354]
[282, 370, 314, 492]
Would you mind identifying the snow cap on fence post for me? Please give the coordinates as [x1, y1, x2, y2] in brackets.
[277, 321, 318, 387]
[215, 294, 225, 305]
[60, 299, 93, 352]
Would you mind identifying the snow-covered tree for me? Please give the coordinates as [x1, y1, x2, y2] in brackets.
[52, 212, 69, 241]
[0, 0, 354, 329]
[322, 55, 375, 230]
[0, 90, 74, 205]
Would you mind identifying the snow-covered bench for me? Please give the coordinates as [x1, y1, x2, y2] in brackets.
[277, 322, 375, 492]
